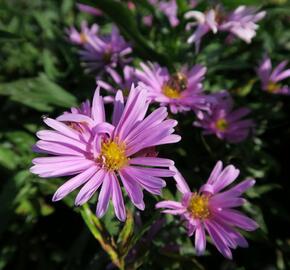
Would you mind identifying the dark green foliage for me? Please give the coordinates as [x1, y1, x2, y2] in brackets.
[0, 0, 290, 269]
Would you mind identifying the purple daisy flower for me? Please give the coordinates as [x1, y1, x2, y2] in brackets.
[156, 161, 258, 259]
[257, 56, 290, 95]
[185, 6, 265, 52]
[135, 62, 208, 114]
[68, 23, 132, 74]
[185, 9, 218, 52]
[194, 91, 254, 143]
[31, 86, 181, 221]
[148, 0, 179, 27]
[97, 66, 137, 103]
[220, 6, 266, 44]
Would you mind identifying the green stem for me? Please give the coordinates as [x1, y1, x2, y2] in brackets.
[80, 204, 125, 269]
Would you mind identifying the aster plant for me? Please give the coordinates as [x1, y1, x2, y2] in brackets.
[257, 56, 290, 95]
[156, 161, 258, 258]
[68, 23, 132, 74]
[136, 62, 208, 114]
[31, 86, 180, 221]
[194, 91, 254, 143]
[185, 5, 266, 52]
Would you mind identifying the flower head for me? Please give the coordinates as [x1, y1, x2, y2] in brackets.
[67, 23, 132, 74]
[220, 6, 266, 44]
[257, 57, 290, 95]
[156, 162, 258, 259]
[31, 86, 181, 221]
[136, 62, 208, 114]
[194, 91, 254, 143]
[185, 5, 265, 52]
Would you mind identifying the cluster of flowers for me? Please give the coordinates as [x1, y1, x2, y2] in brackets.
[31, 1, 290, 260]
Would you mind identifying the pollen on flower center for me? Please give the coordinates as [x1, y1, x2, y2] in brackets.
[215, 118, 229, 132]
[188, 193, 210, 219]
[163, 84, 182, 99]
[97, 140, 128, 171]
[267, 81, 280, 93]
[80, 33, 88, 44]
[162, 72, 188, 99]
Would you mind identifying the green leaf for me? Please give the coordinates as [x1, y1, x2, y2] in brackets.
[0, 29, 22, 41]
[118, 210, 134, 256]
[0, 74, 77, 111]
[81, 0, 172, 68]
[80, 204, 124, 269]
[0, 146, 16, 170]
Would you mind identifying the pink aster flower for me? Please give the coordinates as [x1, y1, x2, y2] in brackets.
[220, 6, 266, 44]
[185, 6, 266, 52]
[148, 0, 179, 27]
[31, 86, 181, 221]
[185, 9, 218, 52]
[67, 23, 132, 74]
[156, 161, 258, 259]
[135, 62, 208, 114]
[257, 57, 290, 95]
[97, 66, 137, 103]
[194, 91, 254, 143]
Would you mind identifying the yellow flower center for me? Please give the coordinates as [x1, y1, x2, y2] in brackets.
[163, 85, 182, 99]
[215, 118, 229, 132]
[188, 193, 210, 219]
[98, 140, 128, 171]
[266, 81, 281, 93]
[80, 33, 88, 44]
[162, 73, 188, 99]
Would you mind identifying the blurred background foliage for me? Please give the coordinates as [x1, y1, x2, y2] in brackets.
[0, 0, 290, 269]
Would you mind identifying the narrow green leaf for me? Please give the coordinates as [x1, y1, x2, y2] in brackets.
[118, 210, 134, 256]
[0, 74, 77, 111]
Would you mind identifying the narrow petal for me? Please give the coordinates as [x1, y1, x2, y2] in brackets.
[96, 172, 112, 218]
[111, 173, 126, 221]
[170, 166, 191, 194]
[53, 166, 99, 201]
[195, 224, 206, 255]
[119, 170, 145, 210]
[129, 157, 174, 167]
[75, 169, 106, 206]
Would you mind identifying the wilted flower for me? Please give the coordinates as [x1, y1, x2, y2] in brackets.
[194, 91, 254, 143]
[135, 62, 208, 114]
[185, 5, 266, 52]
[148, 0, 179, 27]
[156, 161, 258, 259]
[97, 66, 137, 103]
[67, 23, 132, 74]
[257, 57, 290, 95]
[31, 86, 181, 221]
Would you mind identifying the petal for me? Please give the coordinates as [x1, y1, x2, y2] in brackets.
[75, 169, 106, 206]
[195, 224, 206, 255]
[170, 166, 191, 194]
[95, 172, 113, 218]
[53, 166, 99, 201]
[112, 90, 124, 126]
[111, 173, 126, 221]
[92, 86, 106, 123]
[129, 157, 174, 167]
[119, 170, 145, 210]
[204, 221, 233, 259]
